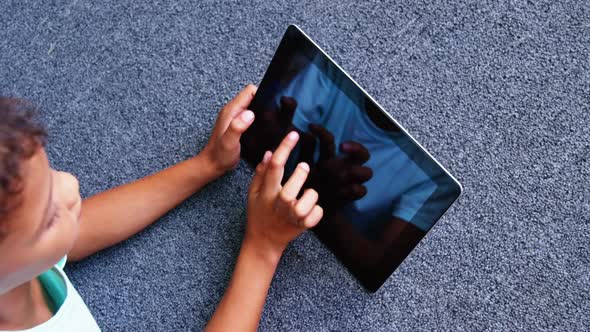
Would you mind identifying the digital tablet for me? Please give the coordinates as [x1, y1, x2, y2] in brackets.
[240, 25, 462, 292]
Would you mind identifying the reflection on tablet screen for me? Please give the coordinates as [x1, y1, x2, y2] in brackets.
[241, 25, 462, 292]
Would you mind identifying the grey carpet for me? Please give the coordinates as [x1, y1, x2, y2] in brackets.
[1, 0, 589, 331]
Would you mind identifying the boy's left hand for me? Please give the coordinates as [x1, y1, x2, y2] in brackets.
[202, 84, 257, 175]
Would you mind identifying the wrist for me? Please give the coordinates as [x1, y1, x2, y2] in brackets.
[241, 235, 284, 268]
[197, 149, 226, 179]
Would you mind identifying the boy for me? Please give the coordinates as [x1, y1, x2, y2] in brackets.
[0, 85, 323, 331]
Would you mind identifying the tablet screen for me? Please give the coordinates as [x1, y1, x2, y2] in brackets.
[241, 25, 462, 292]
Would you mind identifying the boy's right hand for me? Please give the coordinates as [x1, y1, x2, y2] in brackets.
[244, 131, 323, 263]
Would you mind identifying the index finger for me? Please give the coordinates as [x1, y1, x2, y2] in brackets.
[340, 141, 370, 164]
[309, 124, 336, 161]
[262, 131, 300, 198]
[279, 96, 297, 126]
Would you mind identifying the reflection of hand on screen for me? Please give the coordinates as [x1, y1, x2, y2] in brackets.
[242, 96, 298, 163]
[299, 124, 373, 213]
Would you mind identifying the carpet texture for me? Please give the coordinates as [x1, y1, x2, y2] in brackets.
[1, 0, 589, 331]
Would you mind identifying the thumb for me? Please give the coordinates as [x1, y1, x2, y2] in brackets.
[221, 110, 255, 150]
[249, 151, 272, 196]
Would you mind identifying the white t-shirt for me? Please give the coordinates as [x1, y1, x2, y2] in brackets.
[1, 258, 101, 332]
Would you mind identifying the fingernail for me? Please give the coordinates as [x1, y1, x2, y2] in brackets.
[298, 162, 309, 171]
[242, 110, 254, 122]
[288, 131, 299, 141]
[263, 151, 272, 163]
[341, 143, 351, 150]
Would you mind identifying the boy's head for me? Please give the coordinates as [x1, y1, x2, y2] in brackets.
[0, 98, 81, 294]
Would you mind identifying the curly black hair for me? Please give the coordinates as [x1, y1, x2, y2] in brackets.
[0, 97, 47, 235]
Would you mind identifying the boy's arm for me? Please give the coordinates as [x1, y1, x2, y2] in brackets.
[205, 239, 281, 332]
[69, 154, 219, 261]
[206, 132, 323, 332]
[68, 85, 258, 261]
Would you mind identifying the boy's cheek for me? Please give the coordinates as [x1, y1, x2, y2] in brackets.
[36, 213, 80, 269]
[61, 212, 81, 255]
